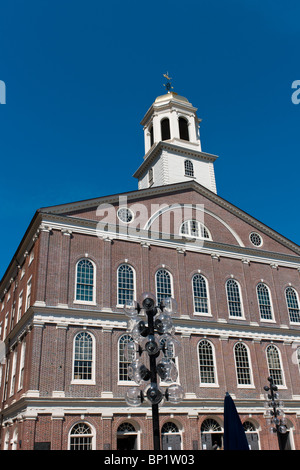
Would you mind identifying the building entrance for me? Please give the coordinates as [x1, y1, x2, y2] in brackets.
[117, 423, 138, 450]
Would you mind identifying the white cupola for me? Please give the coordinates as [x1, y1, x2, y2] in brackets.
[133, 90, 218, 194]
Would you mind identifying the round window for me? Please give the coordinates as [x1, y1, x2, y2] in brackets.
[249, 232, 262, 247]
[117, 207, 134, 223]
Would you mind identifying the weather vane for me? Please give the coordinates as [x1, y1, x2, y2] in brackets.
[163, 72, 174, 93]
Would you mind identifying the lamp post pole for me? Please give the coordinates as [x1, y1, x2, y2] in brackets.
[145, 303, 161, 451]
[263, 376, 287, 450]
[124, 294, 184, 451]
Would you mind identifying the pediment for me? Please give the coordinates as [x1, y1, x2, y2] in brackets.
[38, 181, 300, 258]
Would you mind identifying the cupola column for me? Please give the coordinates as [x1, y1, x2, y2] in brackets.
[170, 110, 180, 140]
[152, 112, 161, 145]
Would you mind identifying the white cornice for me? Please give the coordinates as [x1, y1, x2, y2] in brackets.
[38, 216, 300, 269]
[133, 141, 218, 178]
[28, 308, 300, 343]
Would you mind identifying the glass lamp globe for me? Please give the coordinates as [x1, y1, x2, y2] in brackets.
[145, 383, 164, 405]
[278, 425, 287, 434]
[124, 341, 137, 362]
[125, 387, 142, 407]
[166, 384, 184, 404]
[131, 320, 149, 344]
[140, 292, 156, 311]
[161, 334, 182, 357]
[124, 299, 138, 318]
[157, 359, 178, 383]
[155, 311, 174, 335]
[161, 297, 178, 315]
[128, 359, 144, 384]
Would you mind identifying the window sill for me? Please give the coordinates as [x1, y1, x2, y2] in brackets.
[73, 300, 97, 306]
[199, 383, 219, 388]
[260, 318, 276, 323]
[193, 312, 212, 317]
[71, 380, 96, 385]
[237, 384, 255, 389]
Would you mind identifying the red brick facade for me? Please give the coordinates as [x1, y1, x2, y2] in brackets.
[1, 179, 300, 450]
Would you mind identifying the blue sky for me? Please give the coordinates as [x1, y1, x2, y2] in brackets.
[0, 0, 300, 279]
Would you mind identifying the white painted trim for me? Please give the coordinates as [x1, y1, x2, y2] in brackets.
[74, 258, 96, 305]
[37, 219, 300, 270]
[71, 330, 96, 384]
[144, 204, 244, 247]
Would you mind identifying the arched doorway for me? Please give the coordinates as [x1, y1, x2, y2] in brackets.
[278, 420, 294, 450]
[117, 422, 139, 450]
[161, 422, 182, 450]
[201, 418, 223, 450]
[243, 421, 259, 450]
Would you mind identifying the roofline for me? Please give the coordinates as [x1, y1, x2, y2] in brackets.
[0, 211, 42, 294]
[38, 180, 300, 256]
[1, 180, 299, 297]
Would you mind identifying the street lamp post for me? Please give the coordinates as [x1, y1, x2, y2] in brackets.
[263, 376, 287, 450]
[123, 293, 184, 451]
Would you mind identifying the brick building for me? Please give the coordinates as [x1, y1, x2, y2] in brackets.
[1, 89, 300, 450]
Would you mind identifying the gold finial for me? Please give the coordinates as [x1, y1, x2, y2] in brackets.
[163, 72, 174, 93]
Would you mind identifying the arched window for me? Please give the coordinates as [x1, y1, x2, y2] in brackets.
[180, 220, 211, 240]
[266, 344, 284, 386]
[226, 279, 243, 318]
[119, 334, 134, 382]
[73, 331, 94, 382]
[149, 126, 154, 147]
[257, 283, 273, 321]
[149, 167, 154, 185]
[184, 159, 194, 177]
[117, 264, 135, 306]
[198, 339, 216, 385]
[285, 287, 300, 323]
[69, 423, 94, 450]
[156, 269, 172, 304]
[75, 259, 95, 303]
[193, 274, 210, 314]
[234, 342, 252, 386]
[179, 117, 189, 141]
[161, 118, 170, 141]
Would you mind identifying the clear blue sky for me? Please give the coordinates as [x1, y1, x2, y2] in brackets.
[0, 0, 300, 279]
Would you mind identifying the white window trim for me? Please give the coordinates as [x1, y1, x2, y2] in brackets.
[25, 276, 32, 312]
[179, 220, 212, 241]
[68, 421, 96, 450]
[116, 263, 136, 308]
[233, 341, 255, 389]
[192, 273, 212, 317]
[28, 251, 34, 266]
[73, 258, 97, 306]
[117, 207, 134, 224]
[118, 334, 136, 385]
[9, 350, 17, 397]
[71, 331, 96, 385]
[198, 339, 219, 388]
[256, 282, 275, 323]
[265, 344, 287, 390]
[285, 286, 300, 324]
[17, 291, 23, 323]
[226, 278, 245, 320]
[155, 268, 174, 303]
[17, 341, 26, 391]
